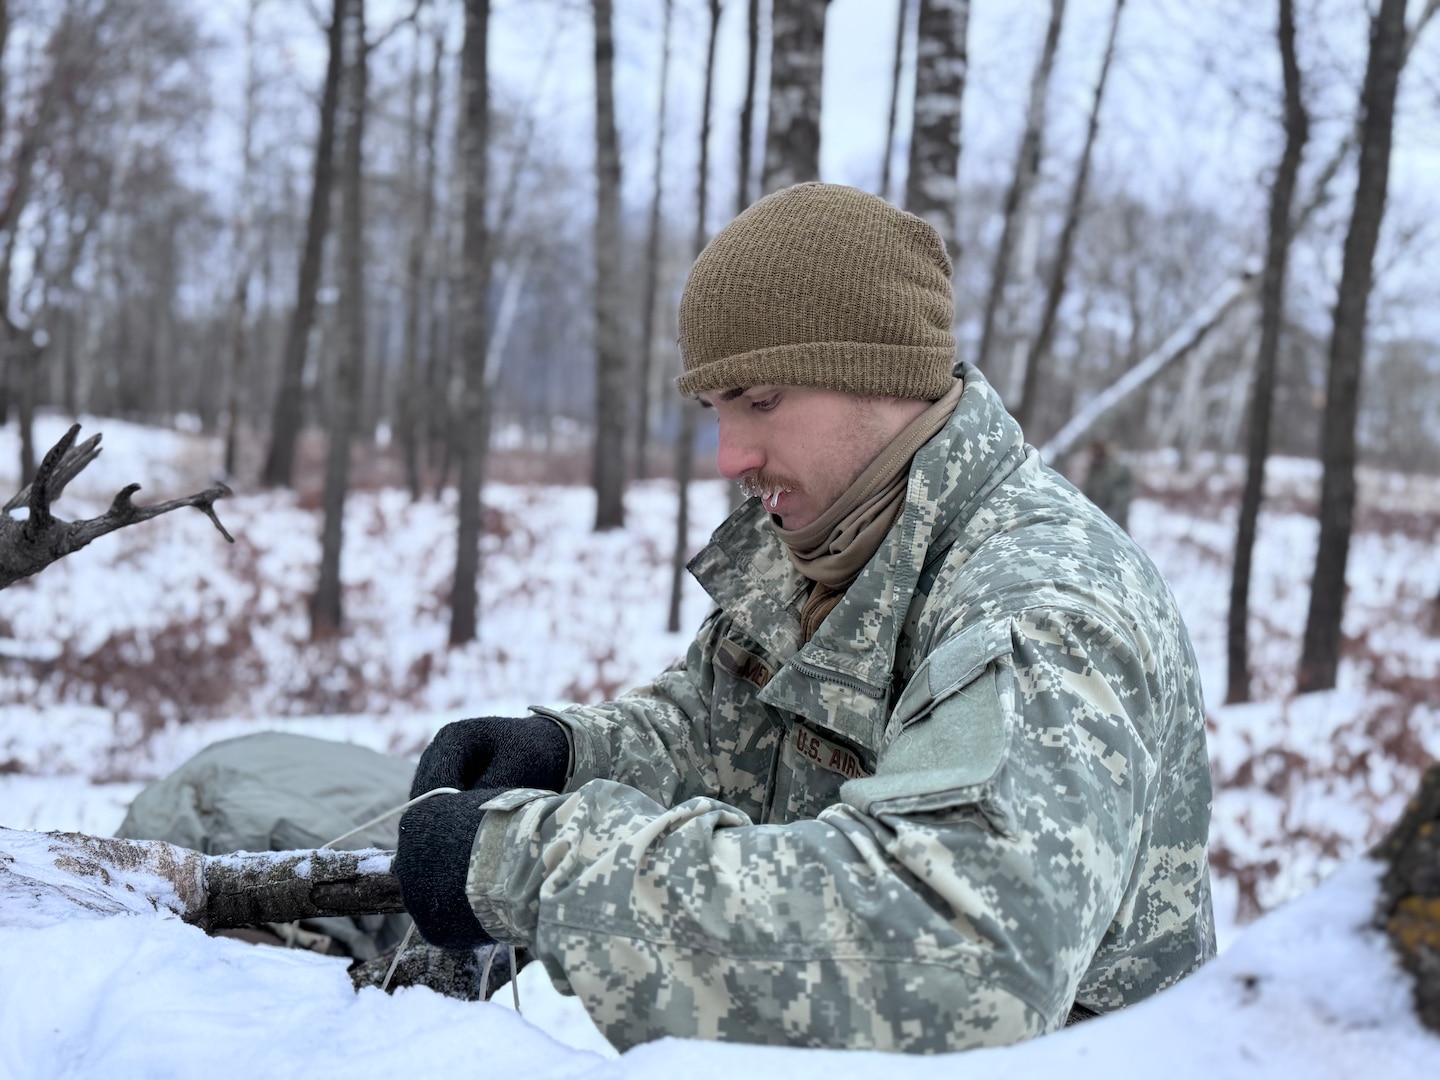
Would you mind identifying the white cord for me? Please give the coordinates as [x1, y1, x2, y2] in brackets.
[382, 921, 417, 992]
[315, 785, 516, 1005]
[511, 946, 521, 1013]
[317, 786, 461, 992]
[319, 786, 462, 850]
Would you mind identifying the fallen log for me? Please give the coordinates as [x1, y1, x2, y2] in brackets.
[0, 827, 403, 931]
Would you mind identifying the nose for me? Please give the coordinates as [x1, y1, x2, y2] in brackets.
[714, 416, 763, 480]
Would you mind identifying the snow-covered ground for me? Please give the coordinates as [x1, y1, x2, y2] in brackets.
[1, 414, 1438, 1076]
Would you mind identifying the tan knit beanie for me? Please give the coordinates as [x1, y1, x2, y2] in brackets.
[676, 182, 956, 400]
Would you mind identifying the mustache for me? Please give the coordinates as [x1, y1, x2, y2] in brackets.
[737, 473, 799, 509]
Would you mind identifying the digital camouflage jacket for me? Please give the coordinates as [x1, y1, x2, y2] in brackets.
[466, 365, 1215, 1053]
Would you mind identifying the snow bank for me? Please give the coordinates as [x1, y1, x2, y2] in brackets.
[2, 830, 1436, 1079]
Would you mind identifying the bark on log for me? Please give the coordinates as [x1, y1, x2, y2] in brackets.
[1, 828, 402, 930]
[196, 846, 404, 933]
[1374, 763, 1440, 1034]
[351, 939, 528, 1001]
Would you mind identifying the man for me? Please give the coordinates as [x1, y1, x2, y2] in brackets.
[395, 183, 1215, 1053]
[1083, 438, 1135, 532]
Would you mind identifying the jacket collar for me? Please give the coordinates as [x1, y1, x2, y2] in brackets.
[686, 365, 1027, 752]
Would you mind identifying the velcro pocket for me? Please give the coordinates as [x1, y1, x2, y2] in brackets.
[841, 621, 1013, 826]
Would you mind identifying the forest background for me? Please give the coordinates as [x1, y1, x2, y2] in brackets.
[2, 0, 1440, 942]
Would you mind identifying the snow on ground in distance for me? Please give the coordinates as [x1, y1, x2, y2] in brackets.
[1, 415, 1438, 1075]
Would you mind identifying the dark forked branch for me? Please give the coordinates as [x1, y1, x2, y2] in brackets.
[0, 423, 234, 590]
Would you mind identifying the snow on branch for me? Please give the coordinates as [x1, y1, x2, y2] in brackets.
[1039, 272, 1259, 463]
[0, 423, 234, 590]
[0, 828, 404, 931]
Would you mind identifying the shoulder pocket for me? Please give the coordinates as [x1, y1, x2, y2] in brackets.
[841, 620, 1014, 826]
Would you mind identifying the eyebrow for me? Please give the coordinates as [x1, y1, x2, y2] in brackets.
[697, 388, 747, 409]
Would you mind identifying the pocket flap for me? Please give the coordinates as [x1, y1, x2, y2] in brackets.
[841, 621, 1013, 818]
[889, 619, 1012, 731]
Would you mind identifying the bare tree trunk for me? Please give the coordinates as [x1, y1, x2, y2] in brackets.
[880, 0, 912, 202]
[262, 0, 348, 489]
[635, 0, 674, 484]
[225, 0, 263, 481]
[224, 271, 250, 479]
[0, 5, 70, 440]
[1015, 0, 1122, 438]
[761, 0, 828, 195]
[1225, 0, 1307, 705]
[0, 0, 9, 430]
[904, 0, 969, 258]
[0, 0, 8, 140]
[1297, 0, 1407, 694]
[15, 338, 36, 485]
[670, 0, 722, 634]
[975, 0, 1066, 379]
[1034, 5, 1436, 466]
[737, 0, 761, 215]
[448, 0, 491, 645]
[400, 26, 444, 503]
[311, 0, 367, 639]
[592, 0, 627, 530]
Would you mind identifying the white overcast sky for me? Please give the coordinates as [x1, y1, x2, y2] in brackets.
[190, 0, 1440, 334]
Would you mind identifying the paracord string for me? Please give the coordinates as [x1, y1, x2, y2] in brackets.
[318, 786, 462, 851]
[316, 786, 519, 1007]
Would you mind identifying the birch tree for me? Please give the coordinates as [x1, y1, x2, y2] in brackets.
[761, 0, 829, 194]
[1225, 0, 1307, 705]
[975, 0, 1066, 391]
[1014, 0, 1122, 439]
[1297, 0, 1408, 693]
[904, 0, 969, 259]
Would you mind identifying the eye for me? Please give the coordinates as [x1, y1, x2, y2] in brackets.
[751, 393, 779, 413]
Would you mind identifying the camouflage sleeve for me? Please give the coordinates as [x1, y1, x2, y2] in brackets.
[532, 609, 727, 808]
[470, 611, 1156, 1053]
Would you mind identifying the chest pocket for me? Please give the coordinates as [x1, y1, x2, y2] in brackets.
[841, 619, 1016, 834]
[710, 636, 783, 821]
[772, 720, 872, 823]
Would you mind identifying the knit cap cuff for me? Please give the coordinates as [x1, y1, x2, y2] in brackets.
[676, 341, 956, 400]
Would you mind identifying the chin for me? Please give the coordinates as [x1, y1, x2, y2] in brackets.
[777, 510, 814, 530]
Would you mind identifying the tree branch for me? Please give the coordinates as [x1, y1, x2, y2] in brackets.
[0, 423, 233, 590]
[196, 846, 405, 932]
[366, 0, 423, 55]
[0, 828, 404, 930]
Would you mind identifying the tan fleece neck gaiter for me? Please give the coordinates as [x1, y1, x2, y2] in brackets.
[773, 377, 963, 641]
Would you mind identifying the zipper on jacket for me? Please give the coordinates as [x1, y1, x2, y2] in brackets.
[786, 658, 886, 699]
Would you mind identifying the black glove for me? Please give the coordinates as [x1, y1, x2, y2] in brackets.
[394, 787, 501, 950]
[409, 715, 570, 799]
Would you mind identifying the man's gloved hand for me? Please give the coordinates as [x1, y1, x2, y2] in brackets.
[409, 715, 570, 799]
[394, 787, 501, 950]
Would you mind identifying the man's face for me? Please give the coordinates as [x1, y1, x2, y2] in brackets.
[697, 384, 927, 530]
